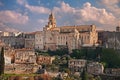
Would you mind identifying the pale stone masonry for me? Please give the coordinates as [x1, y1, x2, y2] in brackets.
[0, 13, 98, 53]
[15, 49, 36, 64]
[68, 59, 104, 74]
[87, 62, 104, 74]
[98, 30, 120, 49]
[105, 68, 120, 76]
[36, 55, 55, 65]
[35, 13, 98, 53]
[68, 59, 87, 72]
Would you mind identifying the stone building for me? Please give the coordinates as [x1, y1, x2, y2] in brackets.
[105, 68, 120, 76]
[1, 36, 25, 49]
[68, 59, 86, 72]
[0, 13, 98, 53]
[37, 13, 98, 53]
[24, 32, 35, 49]
[36, 55, 55, 65]
[98, 30, 120, 49]
[15, 49, 36, 64]
[35, 31, 44, 50]
[20, 31, 44, 50]
[4, 55, 11, 65]
[87, 62, 104, 74]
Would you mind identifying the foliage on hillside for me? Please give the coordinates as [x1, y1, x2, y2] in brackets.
[70, 47, 120, 68]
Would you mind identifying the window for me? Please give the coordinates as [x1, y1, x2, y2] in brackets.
[50, 37, 52, 40]
[87, 36, 89, 39]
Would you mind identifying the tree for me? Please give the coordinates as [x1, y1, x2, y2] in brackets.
[101, 48, 120, 68]
[81, 69, 88, 80]
[96, 76, 102, 80]
[0, 47, 5, 75]
[48, 48, 68, 56]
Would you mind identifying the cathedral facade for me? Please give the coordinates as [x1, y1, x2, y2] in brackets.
[35, 13, 98, 53]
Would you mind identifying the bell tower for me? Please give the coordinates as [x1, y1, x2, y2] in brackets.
[48, 12, 56, 28]
[43, 12, 56, 31]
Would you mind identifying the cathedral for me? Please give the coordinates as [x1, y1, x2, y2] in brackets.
[0, 12, 98, 53]
[1, 13, 98, 53]
[35, 12, 98, 53]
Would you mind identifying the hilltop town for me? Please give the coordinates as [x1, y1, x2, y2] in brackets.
[0, 13, 120, 80]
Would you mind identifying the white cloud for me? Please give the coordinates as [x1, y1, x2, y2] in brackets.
[101, 0, 119, 5]
[38, 19, 47, 23]
[0, 10, 29, 24]
[53, 1, 117, 30]
[14, 0, 119, 31]
[25, 4, 50, 14]
[79, 2, 116, 24]
[99, 0, 120, 17]
[54, 1, 75, 14]
[17, 0, 50, 14]
[17, 0, 27, 5]
[0, 22, 19, 32]
[60, 1, 75, 13]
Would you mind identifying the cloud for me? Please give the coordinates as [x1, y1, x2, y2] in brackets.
[0, 10, 29, 24]
[0, 1, 3, 6]
[79, 2, 116, 24]
[17, 0, 50, 14]
[99, 0, 120, 17]
[25, 4, 50, 14]
[101, 0, 119, 5]
[53, 1, 117, 30]
[0, 22, 19, 32]
[14, 0, 119, 31]
[17, 0, 27, 5]
[38, 19, 47, 23]
[54, 1, 75, 14]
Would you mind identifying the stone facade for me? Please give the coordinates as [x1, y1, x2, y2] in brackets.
[87, 62, 104, 74]
[15, 49, 36, 64]
[0, 31, 15, 37]
[24, 32, 35, 49]
[1, 36, 25, 49]
[36, 13, 98, 53]
[35, 31, 44, 50]
[98, 31, 120, 49]
[4, 55, 11, 65]
[68, 59, 86, 72]
[0, 13, 98, 53]
[105, 68, 120, 76]
[36, 55, 55, 65]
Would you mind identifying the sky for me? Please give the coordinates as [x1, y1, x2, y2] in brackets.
[0, 0, 120, 32]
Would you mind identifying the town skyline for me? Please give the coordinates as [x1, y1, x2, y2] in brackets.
[0, 1, 120, 79]
[0, 0, 120, 32]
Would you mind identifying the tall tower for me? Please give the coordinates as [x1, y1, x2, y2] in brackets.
[48, 12, 56, 28]
[43, 12, 56, 31]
